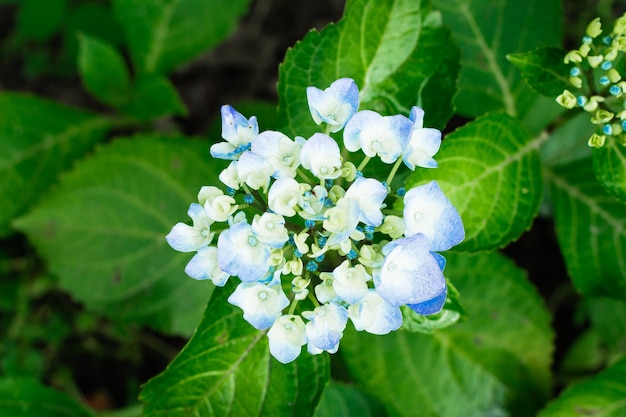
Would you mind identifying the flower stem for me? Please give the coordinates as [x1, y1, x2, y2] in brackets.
[386, 157, 404, 187]
[357, 156, 371, 172]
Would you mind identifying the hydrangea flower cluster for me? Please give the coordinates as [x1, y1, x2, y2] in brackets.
[556, 13, 626, 148]
[166, 78, 464, 363]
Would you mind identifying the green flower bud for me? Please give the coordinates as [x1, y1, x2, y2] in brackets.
[614, 15, 626, 35]
[587, 17, 603, 38]
[616, 135, 626, 146]
[591, 109, 614, 124]
[608, 68, 621, 83]
[556, 90, 577, 109]
[579, 43, 591, 57]
[588, 133, 606, 148]
[605, 47, 619, 61]
[588, 55, 604, 68]
[613, 35, 626, 50]
[564, 50, 583, 63]
[583, 96, 605, 112]
[569, 76, 583, 88]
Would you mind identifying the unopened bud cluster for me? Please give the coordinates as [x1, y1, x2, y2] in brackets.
[166, 78, 464, 363]
[556, 13, 626, 147]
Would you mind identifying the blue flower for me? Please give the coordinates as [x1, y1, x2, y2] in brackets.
[217, 222, 271, 282]
[403, 106, 442, 170]
[303, 303, 349, 354]
[374, 233, 445, 307]
[165, 203, 214, 252]
[251, 130, 302, 179]
[403, 181, 464, 251]
[306, 78, 359, 133]
[210, 105, 258, 160]
[407, 285, 447, 315]
[343, 110, 412, 163]
[228, 281, 289, 330]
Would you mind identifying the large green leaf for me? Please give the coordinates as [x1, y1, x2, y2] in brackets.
[314, 382, 384, 417]
[341, 251, 554, 417]
[14, 135, 217, 335]
[0, 93, 110, 237]
[78, 33, 133, 107]
[507, 47, 570, 97]
[538, 356, 626, 417]
[277, 0, 460, 138]
[593, 140, 626, 204]
[545, 159, 626, 300]
[140, 286, 329, 417]
[113, 0, 251, 75]
[406, 112, 543, 252]
[432, 0, 563, 118]
[0, 378, 92, 417]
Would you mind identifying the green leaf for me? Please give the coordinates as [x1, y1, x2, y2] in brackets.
[113, 0, 252, 74]
[341, 251, 554, 417]
[400, 279, 465, 333]
[507, 47, 570, 97]
[432, 0, 563, 118]
[0, 93, 110, 237]
[78, 34, 133, 107]
[0, 378, 92, 417]
[541, 112, 593, 167]
[314, 382, 384, 417]
[406, 112, 543, 252]
[14, 135, 216, 335]
[545, 159, 626, 300]
[538, 356, 626, 417]
[588, 298, 626, 358]
[593, 140, 626, 203]
[140, 286, 329, 417]
[277, 0, 460, 138]
[120, 75, 188, 120]
[16, 0, 68, 41]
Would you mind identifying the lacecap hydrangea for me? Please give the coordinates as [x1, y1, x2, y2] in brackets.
[166, 78, 464, 363]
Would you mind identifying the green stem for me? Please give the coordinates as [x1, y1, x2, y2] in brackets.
[386, 157, 404, 187]
[357, 156, 371, 172]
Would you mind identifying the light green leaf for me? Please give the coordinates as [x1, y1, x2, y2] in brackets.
[538, 356, 626, 417]
[545, 159, 626, 300]
[507, 47, 570, 97]
[113, 0, 251, 74]
[593, 140, 626, 203]
[400, 279, 465, 333]
[432, 0, 563, 118]
[0, 93, 110, 237]
[406, 112, 543, 252]
[120, 75, 188, 120]
[78, 34, 133, 107]
[541, 112, 593, 167]
[341, 251, 554, 417]
[278, 0, 460, 138]
[14, 135, 217, 335]
[140, 286, 329, 417]
[314, 382, 384, 417]
[0, 378, 92, 417]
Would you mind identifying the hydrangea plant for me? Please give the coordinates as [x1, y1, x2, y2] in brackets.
[166, 78, 464, 363]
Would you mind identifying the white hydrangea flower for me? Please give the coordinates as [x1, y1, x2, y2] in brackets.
[344, 177, 387, 226]
[403, 106, 442, 170]
[299, 185, 328, 219]
[217, 221, 271, 282]
[251, 131, 302, 179]
[267, 315, 307, 364]
[314, 273, 338, 304]
[219, 161, 242, 190]
[348, 289, 402, 334]
[210, 105, 258, 160]
[268, 178, 301, 217]
[343, 110, 412, 163]
[300, 133, 343, 179]
[323, 197, 360, 247]
[306, 78, 359, 133]
[228, 281, 289, 330]
[303, 303, 349, 354]
[166, 203, 214, 252]
[237, 151, 274, 191]
[184, 246, 229, 286]
[331, 260, 371, 304]
[198, 186, 237, 222]
[251, 213, 289, 248]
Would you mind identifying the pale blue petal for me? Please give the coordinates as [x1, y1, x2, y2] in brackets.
[305, 303, 349, 353]
[210, 142, 239, 160]
[431, 252, 446, 272]
[227, 282, 289, 329]
[217, 222, 270, 282]
[306, 78, 359, 132]
[345, 177, 387, 226]
[375, 234, 446, 306]
[407, 285, 447, 315]
[184, 246, 230, 286]
[404, 181, 464, 251]
[349, 290, 402, 334]
[166, 223, 205, 252]
[221, 105, 258, 144]
[342, 110, 377, 152]
[409, 106, 425, 128]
